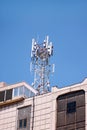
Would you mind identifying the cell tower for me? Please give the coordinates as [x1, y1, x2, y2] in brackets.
[30, 36, 54, 94]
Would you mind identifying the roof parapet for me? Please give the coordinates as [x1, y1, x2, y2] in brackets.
[52, 86, 59, 92]
[0, 82, 7, 88]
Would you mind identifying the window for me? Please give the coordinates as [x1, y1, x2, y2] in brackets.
[6, 89, 12, 100]
[19, 118, 27, 129]
[19, 120, 22, 128]
[18, 106, 31, 130]
[24, 87, 29, 97]
[19, 86, 23, 96]
[13, 86, 24, 98]
[0, 91, 5, 102]
[67, 101, 76, 113]
[24, 118, 27, 128]
[13, 87, 18, 97]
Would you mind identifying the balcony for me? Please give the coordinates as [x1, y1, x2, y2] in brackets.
[0, 82, 38, 107]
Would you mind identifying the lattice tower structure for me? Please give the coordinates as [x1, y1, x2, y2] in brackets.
[30, 36, 54, 94]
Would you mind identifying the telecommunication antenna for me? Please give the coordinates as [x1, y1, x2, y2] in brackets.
[30, 36, 55, 94]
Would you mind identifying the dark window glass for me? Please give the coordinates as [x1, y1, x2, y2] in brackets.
[0, 91, 5, 102]
[19, 120, 22, 128]
[67, 101, 76, 113]
[6, 89, 12, 100]
[19, 118, 27, 129]
[24, 118, 27, 128]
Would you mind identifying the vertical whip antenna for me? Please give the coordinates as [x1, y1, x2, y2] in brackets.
[30, 36, 54, 94]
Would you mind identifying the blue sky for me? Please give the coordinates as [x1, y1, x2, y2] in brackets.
[0, 0, 87, 88]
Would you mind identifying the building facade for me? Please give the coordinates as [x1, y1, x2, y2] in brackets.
[0, 79, 87, 130]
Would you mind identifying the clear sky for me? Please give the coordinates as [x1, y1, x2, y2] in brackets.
[0, 0, 87, 88]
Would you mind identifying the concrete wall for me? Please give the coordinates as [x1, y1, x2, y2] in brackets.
[0, 79, 87, 130]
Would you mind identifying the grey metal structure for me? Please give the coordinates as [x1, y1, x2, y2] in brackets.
[30, 36, 54, 94]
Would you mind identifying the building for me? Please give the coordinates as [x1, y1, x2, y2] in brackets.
[0, 79, 87, 130]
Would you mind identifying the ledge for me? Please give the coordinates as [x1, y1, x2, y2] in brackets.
[0, 96, 25, 107]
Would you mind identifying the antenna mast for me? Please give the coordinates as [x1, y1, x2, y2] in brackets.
[30, 36, 54, 94]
